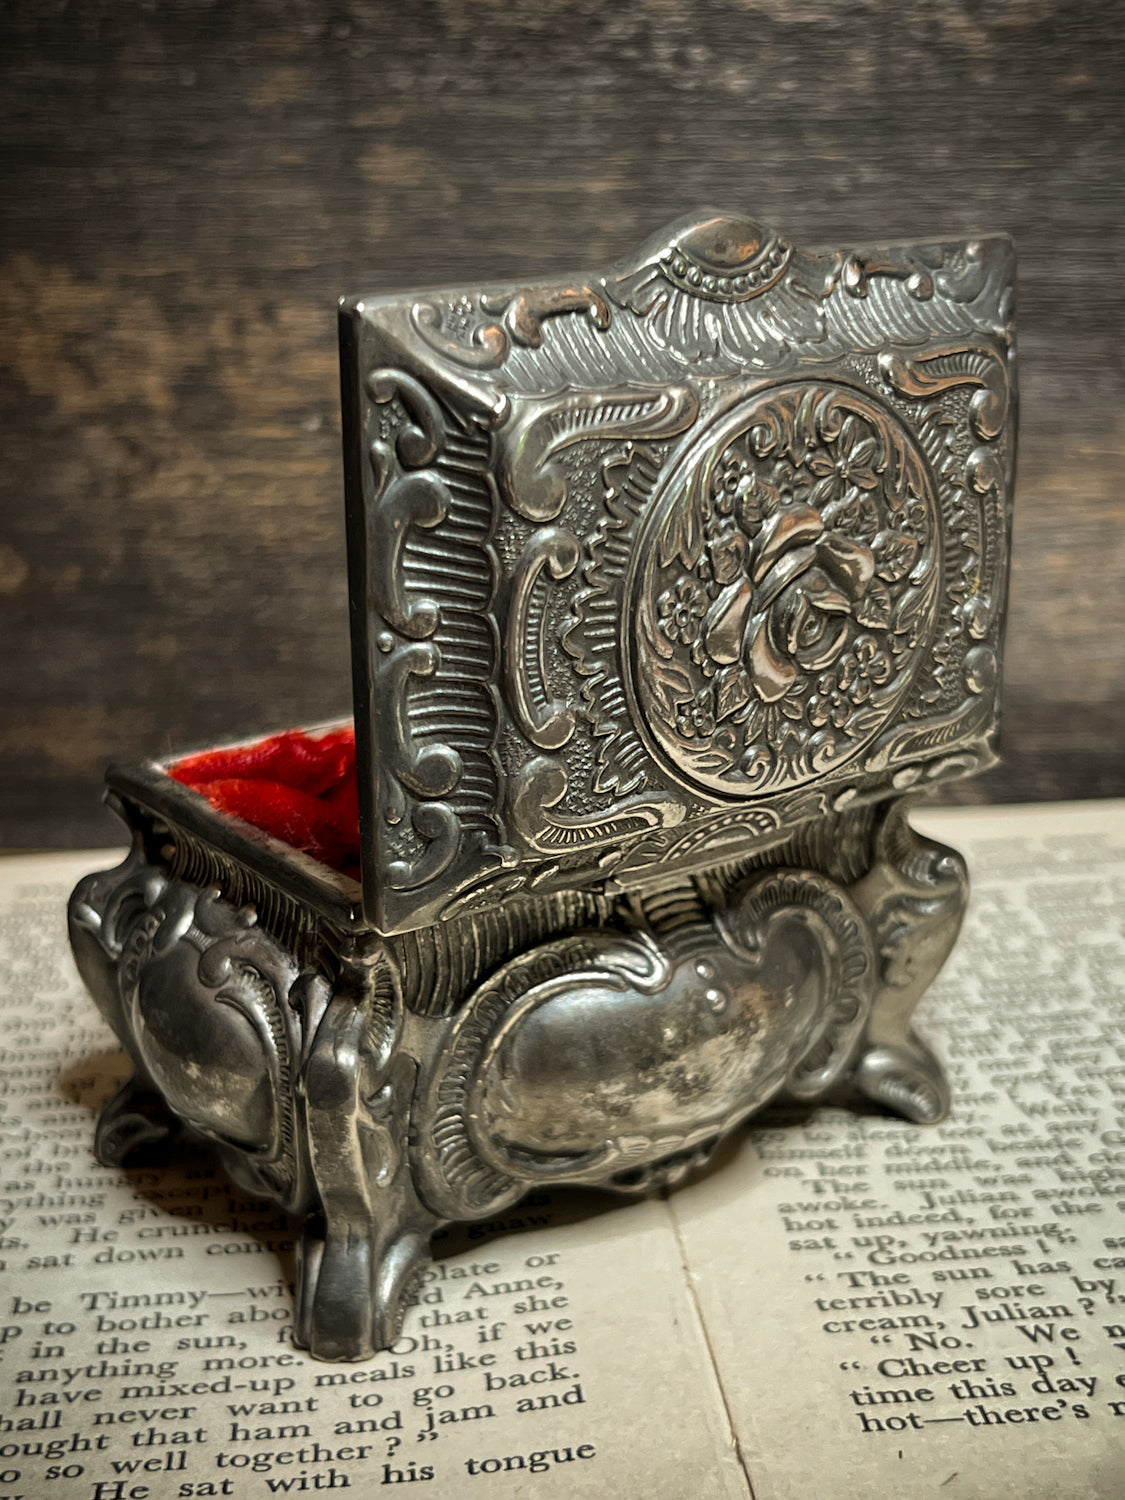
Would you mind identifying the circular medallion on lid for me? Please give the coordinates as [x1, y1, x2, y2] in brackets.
[627, 382, 941, 798]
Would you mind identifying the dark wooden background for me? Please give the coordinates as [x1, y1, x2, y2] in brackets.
[2, 1, 1122, 848]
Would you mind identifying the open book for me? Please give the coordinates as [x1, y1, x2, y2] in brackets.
[1, 801, 1122, 1498]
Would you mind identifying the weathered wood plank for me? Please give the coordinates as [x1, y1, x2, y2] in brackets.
[2, 1, 1122, 845]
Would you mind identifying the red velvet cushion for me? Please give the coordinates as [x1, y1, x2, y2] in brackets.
[169, 728, 361, 880]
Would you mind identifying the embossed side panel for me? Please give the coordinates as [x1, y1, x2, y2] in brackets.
[341, 216, 1015, 934]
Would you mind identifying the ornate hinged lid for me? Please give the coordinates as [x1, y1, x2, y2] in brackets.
[339, 211, 1016, 935]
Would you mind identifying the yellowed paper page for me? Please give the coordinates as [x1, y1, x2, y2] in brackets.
[671, 802, 1125, 1499]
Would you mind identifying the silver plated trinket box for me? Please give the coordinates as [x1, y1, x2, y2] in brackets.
[69, 212, 1016, 1361]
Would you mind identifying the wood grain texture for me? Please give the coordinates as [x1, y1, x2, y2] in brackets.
[2, 0, 1122, 846]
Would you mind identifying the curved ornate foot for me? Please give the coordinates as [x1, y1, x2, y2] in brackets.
[853, 1034, 950, 1124]
[298, 990, 437, 1361]
[295, 1212, 433, 1363]
[847, 800, 968, 1124]
[95, 1074, 178, 1165]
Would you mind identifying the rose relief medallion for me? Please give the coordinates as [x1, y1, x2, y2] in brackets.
[628, 382, 940, 797]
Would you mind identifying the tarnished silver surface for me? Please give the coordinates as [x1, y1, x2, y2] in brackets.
[69, 212, 1015, 1360]
[343, 212, 1014, 934]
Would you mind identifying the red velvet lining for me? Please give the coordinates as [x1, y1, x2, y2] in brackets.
[169, 728, 362, 881]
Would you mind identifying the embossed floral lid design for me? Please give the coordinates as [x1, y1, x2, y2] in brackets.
[339, 213, 1016, 934]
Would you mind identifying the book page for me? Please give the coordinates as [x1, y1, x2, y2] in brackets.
[0, 853, 747, 1499]
[672, 801, 1125, 1499]
[3, 805, 1123, 1498]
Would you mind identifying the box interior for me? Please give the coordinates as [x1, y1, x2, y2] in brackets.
[169, 727, 361, 882]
